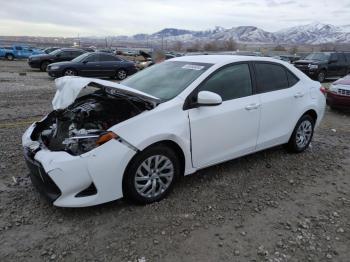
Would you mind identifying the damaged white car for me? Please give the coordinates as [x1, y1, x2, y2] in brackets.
[22, 55, 326, 207]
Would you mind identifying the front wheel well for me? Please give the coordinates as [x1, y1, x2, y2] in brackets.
[143, 140, 185, 176]
[125, 140, 186, 179]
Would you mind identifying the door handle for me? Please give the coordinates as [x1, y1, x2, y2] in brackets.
[245, 103, 260, 110]
[294, 92, 304, 98]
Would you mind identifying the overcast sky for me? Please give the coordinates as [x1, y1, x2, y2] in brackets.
[0, 0, 349, 37]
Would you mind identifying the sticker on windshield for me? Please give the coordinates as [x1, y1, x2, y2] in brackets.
[182, 64, 205, 70]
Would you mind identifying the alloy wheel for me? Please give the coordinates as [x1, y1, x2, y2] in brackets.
[117, 70, 127, 80]
[134, 155, 174, 198]
[64, 69, 76, 76]
[296, 120, 313, 148]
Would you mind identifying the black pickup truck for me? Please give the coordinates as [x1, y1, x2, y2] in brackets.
[293, 52, 350, 82]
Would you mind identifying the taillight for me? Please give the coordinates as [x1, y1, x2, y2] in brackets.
[320, 86, 327, 96]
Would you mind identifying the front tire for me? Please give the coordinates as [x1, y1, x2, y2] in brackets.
[63, 68, 77, 76]
[287, 115, 315, 153]
[317, 70, 326, 83]
[5, 54, 14, 61]
[123, 145, 180, 204]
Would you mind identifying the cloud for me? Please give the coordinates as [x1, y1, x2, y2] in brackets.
[0, 0, 349, 36]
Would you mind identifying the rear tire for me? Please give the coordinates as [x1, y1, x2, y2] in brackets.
[123, 145, 180, 204]
[116, 69, 127, 80]
[5, 54, 14, 61]
[287, 115, 315, 153]
[40, 61, 49, 72]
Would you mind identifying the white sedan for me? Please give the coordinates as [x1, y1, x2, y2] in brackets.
[22, 55, 326, 207]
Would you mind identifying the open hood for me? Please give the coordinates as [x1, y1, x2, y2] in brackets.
[52, 76, 160, 110]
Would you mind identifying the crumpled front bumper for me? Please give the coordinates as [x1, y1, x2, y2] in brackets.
[22, 122, 137, 207]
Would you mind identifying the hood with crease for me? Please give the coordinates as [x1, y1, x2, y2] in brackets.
[52, 76, 159, 110]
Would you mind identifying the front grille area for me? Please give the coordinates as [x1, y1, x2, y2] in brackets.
[337, 88, 350, 96]
[24, 148, 61, 202]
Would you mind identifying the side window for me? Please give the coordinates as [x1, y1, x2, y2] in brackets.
[70, 51, 82, 58]
[255, 63, 289, 93]
[85, 54, 99, 62]
[199, 63, 252, 101]
[15, 46, 23, 51]
[99, 54, 117, 61]
[345, 53, 350, 63]
[59, 51, 70, 58]
[286, 70, 299, 87]
[338, 53, 346, 63]
[330, 53, 338, 62]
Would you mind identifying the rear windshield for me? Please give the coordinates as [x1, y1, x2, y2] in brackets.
[122, 61, 213, 101]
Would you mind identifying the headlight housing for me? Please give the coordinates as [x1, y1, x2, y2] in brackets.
[50, 65, 60, 70]
[308, 64, 318, 70]
[328, 84, 338, 93]
[62, 131, 118, 155]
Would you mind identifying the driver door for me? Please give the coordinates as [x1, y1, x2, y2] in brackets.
[187, 63, 260, 168]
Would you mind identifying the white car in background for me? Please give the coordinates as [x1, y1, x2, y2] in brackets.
[22, 55, 326, 207]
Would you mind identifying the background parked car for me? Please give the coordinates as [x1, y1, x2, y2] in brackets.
[47, 52, 137, 79]
[28, 48, 86, 71]
[0, 45, 43, 60]
[81, 47, 95, 52]
[43, 47, 60, 54]
[325, 74, 350, 109]
[293, 52, 350, 82]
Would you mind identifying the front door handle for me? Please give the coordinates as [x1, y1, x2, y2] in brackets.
[294, 92, 304, 98]
[245, 103, 260, 110]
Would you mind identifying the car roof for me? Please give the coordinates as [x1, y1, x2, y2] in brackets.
[60, 48, 85, 51]
[171, 55, 287, 65]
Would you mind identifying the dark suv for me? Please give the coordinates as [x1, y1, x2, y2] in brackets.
[28, 48, 86, 71]
[293, 52, 350, 82]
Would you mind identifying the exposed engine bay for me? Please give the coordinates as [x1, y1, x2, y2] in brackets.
[31, 90, 151, 155]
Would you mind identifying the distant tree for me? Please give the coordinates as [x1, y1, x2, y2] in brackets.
[186, 41, 202, 52]
[203, 41, 220, 51]
[290, 46, 298, 55]
[223, 37, 237, 51]
[173, 41, 183, 51]
[273, 45, 286, 51]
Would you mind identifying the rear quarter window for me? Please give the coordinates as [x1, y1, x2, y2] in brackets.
[286, 70, 300, 87]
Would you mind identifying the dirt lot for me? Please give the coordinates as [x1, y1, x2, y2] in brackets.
[0, 60, 349, 262]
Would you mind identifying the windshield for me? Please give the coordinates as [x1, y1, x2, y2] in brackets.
[49, 49, 62, 55]
[72, 53, 91, 62]
[122, 61, 213, 100]
[305, 52, 330, 61]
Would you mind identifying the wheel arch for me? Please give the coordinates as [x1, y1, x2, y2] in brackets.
[121, 139, 187, 198]
[126, 139, 186, 177]
[302, 109, 318, 123]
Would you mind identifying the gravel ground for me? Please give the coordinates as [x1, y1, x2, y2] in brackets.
[0, 60, 349, 262]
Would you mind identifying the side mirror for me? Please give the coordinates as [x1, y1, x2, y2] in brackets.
[197, 91, 222, 107]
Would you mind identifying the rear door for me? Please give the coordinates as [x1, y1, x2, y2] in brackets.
[254, 62, 303, 150]
[337, 53, 347, 76]
[328, 53, 340, 77]
[188, 63, 260, 168]
[98, 54, 121, 77]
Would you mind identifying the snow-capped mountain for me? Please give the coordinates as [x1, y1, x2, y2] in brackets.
[128, 23, 350, 44]
[275, 22, 350, 44]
